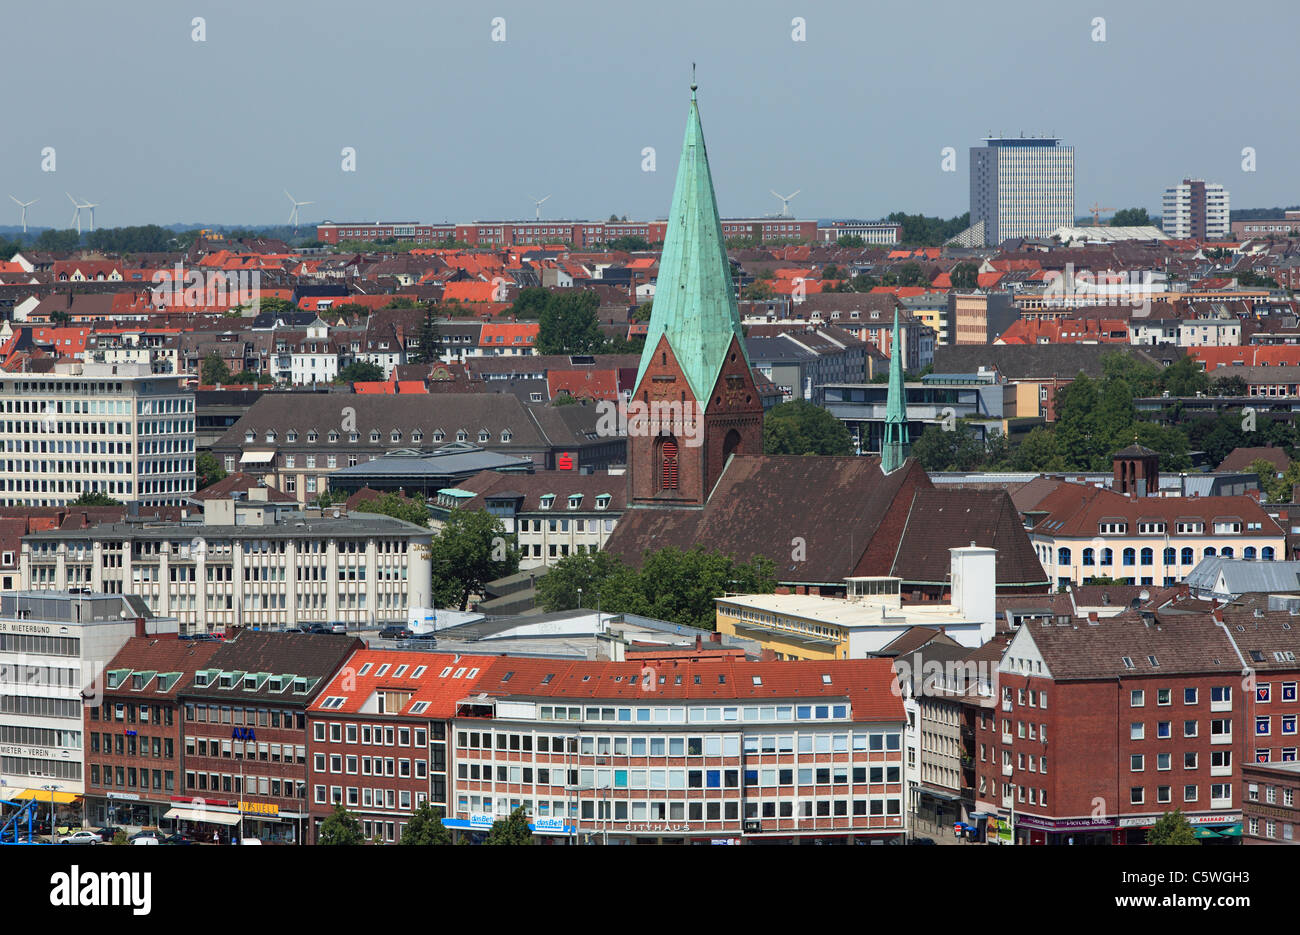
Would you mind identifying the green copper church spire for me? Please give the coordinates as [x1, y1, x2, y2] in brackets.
[881, 309, 910, 474]
[633, 79, 748, 405]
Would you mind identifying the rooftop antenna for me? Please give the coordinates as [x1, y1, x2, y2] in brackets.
[528, 194, 551, 221]
[771, 189, 801, 218]
[9, 195, 37, 234]
[284, 190, 314, 232]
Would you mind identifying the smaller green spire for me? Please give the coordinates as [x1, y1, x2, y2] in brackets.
[881, 309, 910, 474]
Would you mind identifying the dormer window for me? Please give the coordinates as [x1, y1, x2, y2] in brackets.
[456, 431, 467, 442]
[478, 430, 490, 443]
[539, 494, 555, 510]
[287, 430, 298, 442]
[244, 431, 254, 443]
[219, 674, 234, 689]
[433, 431, 445, 442]
[391, 430, 402, 443]
[501, 430, 512, 443]
[568, 494, 583, 510]
[265, 430, 276, 443]
[307, 431, 318, 443]
[1098, 521, 1127, 535]
[349, 432, 359, 443]
[595, 494, 610, 510]
[328, 430, 339, 442]
[370, 430, 380, 443]
[412, 430, 423, 443]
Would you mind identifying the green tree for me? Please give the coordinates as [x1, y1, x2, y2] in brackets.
[429, 509, 520, 611]
[538, 546, 775, 631]
[409, 305, 440, 365]
[336, 361, 386, 383]
[742, 279, 775, 300]
[36, 229, 82, 251]
[763, 400, 854, 456]
[1110, 207, 1152, 228]
[537, 291, 603, 355]
[608, 235, 650, 251]
[400, 804, 453, 845]
[70, 491, 121, 507]
[909, 424, 987, 472]
[256, 296, 299, 318]
[895, 262, 925, 287]
[950, 262, 979, 289]
[332, 302, 372, 321]
[197, 452, 227, 490]
[317, 804, 365, 845]
[383, 296, 420, 309]
[201, 353, 232, 386]
[1209, 374, 1248, 396]
[1157, 355, 1209, 397]
[1145, 809, 1199, 845]
[352, 492, 430, 527]
[1011, 427, 1065, 472]
[511, 286, 551, 320]
[849, 273, 878, 292]
[836, 234, 865, 247]
[483, 806, 534, 845]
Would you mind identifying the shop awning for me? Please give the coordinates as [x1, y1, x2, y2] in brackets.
[11, 789, 79, 803]
[1216, 822, 1242, 837]
[164, 806, 241, 825]
[1192, 825, 1222, 839]
[239, 450, 276, 464]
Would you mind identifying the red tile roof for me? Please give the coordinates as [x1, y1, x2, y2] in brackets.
[470, 656, 906, 720]
[310, 650, 499, 717]
[1030, 482, 1280, 537]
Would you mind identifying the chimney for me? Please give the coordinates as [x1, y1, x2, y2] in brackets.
[695, 634, 702, 651]
[135, 617, 147, 637]
[1087, 611, 1099, 623]
[1212, 608, 1225, 624]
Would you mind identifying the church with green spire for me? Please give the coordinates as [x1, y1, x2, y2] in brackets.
[627, 80, 763, 508]
[606, 83, 1052, 601]
[880, 309, 911, 474]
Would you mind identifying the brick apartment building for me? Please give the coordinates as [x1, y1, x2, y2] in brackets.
[1243, 761, 1300, 843]
[176, 631, 362, 843]
[305, 650, 497, 844]
[974, 609, 1244, 845]
[82, 635, 222, 829]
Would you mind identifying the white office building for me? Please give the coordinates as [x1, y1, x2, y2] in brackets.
[1162, 179, 1230, 240]
[0, 360, 195, 508]
[970, 138, 1075, 245]
[0, 591, 178, 800]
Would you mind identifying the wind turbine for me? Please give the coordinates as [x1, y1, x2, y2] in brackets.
[285, 190, 314, 231]
[770, 189, 800, 217]
[66, 192, 97, 234]
[8, 196, 36, 234]
[528, 194, 551, 221]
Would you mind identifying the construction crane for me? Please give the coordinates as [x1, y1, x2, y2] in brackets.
[1089, 203, 1113, 226]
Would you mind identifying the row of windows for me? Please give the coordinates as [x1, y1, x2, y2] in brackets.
[1061, 546, 1276, 566]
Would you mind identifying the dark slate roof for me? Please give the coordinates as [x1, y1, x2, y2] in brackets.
[178, 630, 364, 703]
[931, 344, 1176, 379]
[1022, 612, 1241, 681]
[1218, 446, 1291, 474]
[605, 456, 931, 584]
[886, 488, 1050, 588]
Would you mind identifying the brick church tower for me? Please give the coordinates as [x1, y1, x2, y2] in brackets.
[627, 82, 763, 509]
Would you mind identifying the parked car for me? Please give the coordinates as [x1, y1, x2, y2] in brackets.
[94, 826, 122, 842]
[60, 830, 101, 845]
[329, 621, 347, 634]
[408, 630, 438, 641]
[163, 832, 196, 845]
[910, 836, 937, 846]
[130, 836, 159, 846]
[305, 624, 331, 634]
[129, 829, 164, 843]
[379, 626, 411, 640]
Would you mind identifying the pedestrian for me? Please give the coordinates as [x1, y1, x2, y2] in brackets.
[213, 829, 219, 845]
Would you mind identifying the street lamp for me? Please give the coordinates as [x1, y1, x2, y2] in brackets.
[41, 783, 62, 843]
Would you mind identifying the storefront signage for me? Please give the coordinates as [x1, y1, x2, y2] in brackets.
[238, 801, 279, 816]
[232, 728, 256, 741]
[469, 813, 495, 829]
[107, 792, 140, 801]
[621, 823, 689, 833]
[0, 744, 64, 760]
[0, 621, 57, 635]
[1013, 815, 1117, 832]
[530, 818, 571, 834]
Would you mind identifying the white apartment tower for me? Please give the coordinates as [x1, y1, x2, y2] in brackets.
[1161, 179, 1230, 240]
[0, 360, 195, 508]
[970, 137, 1075, 245]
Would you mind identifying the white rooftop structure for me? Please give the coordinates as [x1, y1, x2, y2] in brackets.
[1050, 225, 1168, 244]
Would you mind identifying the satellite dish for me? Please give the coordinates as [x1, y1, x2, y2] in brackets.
[1139, 589, 1151, 601]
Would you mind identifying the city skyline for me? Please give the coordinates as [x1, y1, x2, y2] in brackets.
[1, 0, 1297, 229]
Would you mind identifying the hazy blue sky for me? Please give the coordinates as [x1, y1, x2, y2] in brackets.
[3, 0, 1296, 229]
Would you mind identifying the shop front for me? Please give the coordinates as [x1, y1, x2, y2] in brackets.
[1115, 812, 1242, 846]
